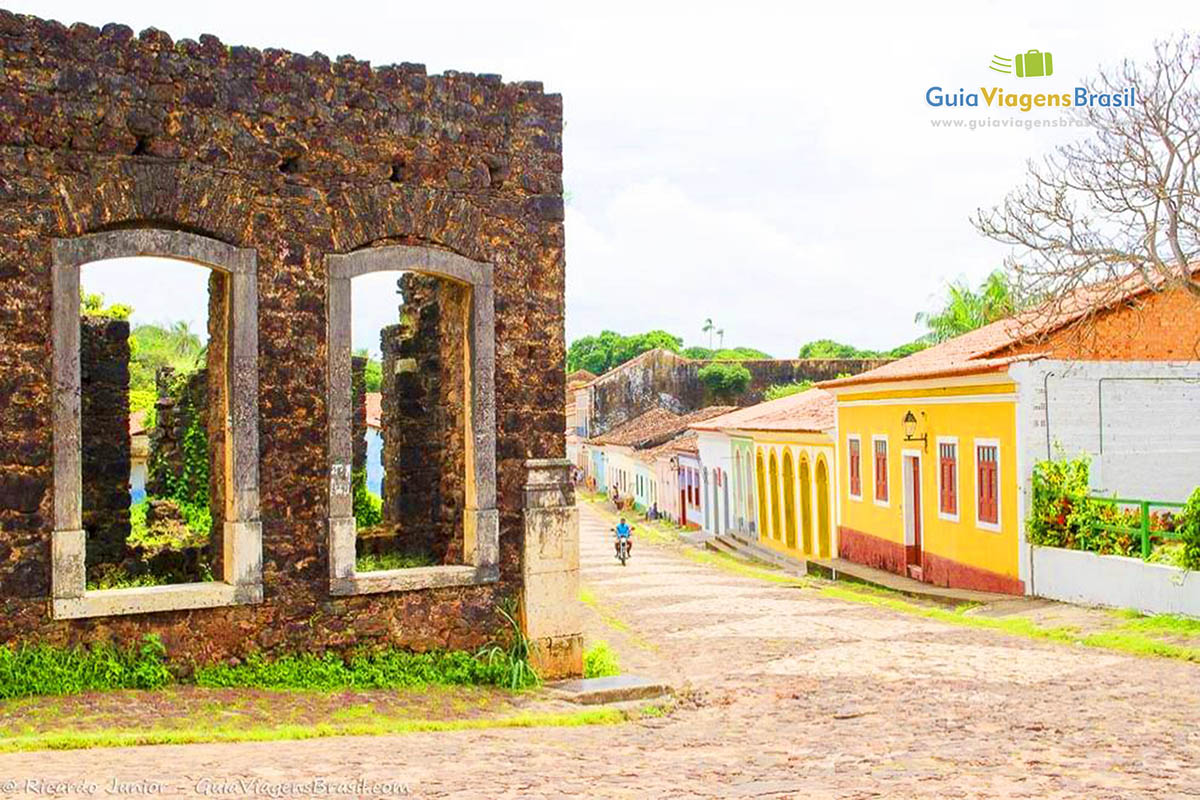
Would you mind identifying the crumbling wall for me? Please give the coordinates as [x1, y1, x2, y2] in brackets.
[379, 273, 467, 562]
[147, 367, 209, 507]
[0, 9, 565, 664]
[588, 351, 894, 435]
[80, 316, 131, 564]
[351, 355, 367, 475]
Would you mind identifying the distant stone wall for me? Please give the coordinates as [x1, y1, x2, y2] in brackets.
[146, 367, 209, 507]
[738, 359, 893, 402]
[587, 350, 892, 435]
[80, 316, 131, 564]
[351, 355, 367, 475]
[379, 274, 468, 562]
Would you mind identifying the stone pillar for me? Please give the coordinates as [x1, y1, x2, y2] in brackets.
[522, 458, 583, 679]
[206, 270, 228, 574]
[379, 273, 467, 562]
[351, 355, 367, 475]
[80, 316, 131, 564]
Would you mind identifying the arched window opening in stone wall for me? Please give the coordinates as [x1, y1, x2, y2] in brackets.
[348, 269, 469, 571]
[326, 245, 498, 596]
[52, 231, 262, 619]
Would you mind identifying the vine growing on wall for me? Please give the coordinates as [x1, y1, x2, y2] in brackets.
[352, 468, 382, 529]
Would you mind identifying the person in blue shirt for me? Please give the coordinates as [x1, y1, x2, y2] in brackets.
[614, 517, 633, 558]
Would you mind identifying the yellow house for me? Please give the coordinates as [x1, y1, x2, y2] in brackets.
[694, 389, 837, 563]
[820, 274, 1200, 595]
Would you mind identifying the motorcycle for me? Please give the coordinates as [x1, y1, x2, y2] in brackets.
[613, 528, 633, 566]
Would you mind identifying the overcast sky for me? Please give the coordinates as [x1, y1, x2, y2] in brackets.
[39, 0, 1192, 357]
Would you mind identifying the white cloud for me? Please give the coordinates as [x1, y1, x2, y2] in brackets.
[25, 0, 1196, 357]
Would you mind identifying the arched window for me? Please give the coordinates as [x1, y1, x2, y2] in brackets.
[326, 245, 497, 595]
[799, 456, 813, 555]
[768, 451, 781, 540]
[755, 450, 768, 539]
[816, 457, 832, 559]
[51, 230, 261, 619]
[782, 451, 797, 550]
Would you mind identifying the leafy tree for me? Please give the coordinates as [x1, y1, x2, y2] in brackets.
[697, 362, 751, 400]
[682, 346, 713, 360]
[764, 381, 813, 401]
[128, 322, 206, 395]
[354, 349, 383, 392]
[797, 339, 876, 358]
[887, 340, 929, 358]
[81, 292, 132, 320]
[914, 270, 1019, 344]
[566, 330, 682, 374]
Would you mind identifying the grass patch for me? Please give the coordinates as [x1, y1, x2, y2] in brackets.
[355, 551, 437, 571]
[583, 640, 620, 678]
[194, 648, 537, 691]
[0, 636, 172, 700]
[817, 583, 1200, 662]
[0, 707, 628, 754]
[1116, 611, 1200, 637]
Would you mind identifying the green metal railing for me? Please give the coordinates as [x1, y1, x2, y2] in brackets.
[1086, 496, 1186, 559]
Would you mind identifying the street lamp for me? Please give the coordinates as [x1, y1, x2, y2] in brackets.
[902, 410, 928, 451]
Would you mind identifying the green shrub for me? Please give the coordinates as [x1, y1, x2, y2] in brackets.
[355, 551, 435, 571]
[194, 648, 522, 691]
[352, 469, 382, 529]
[1027, 454, 1092, 548]
[763, 381, 812, 401]
[697, 362, 751, 400]
[0, 635, 172, 699]
[1179, 487, 1200, 570]
[583, 640, 620, 678]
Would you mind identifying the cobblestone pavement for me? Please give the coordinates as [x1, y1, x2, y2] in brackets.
[3, 503, 1199, 798]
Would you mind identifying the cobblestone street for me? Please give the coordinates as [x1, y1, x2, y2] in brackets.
[2, 501, 1199, 798]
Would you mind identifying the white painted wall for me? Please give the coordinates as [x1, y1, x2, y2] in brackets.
[696, 430, 734, 535]
[1012, 359, 1200, 598]
[1013, 360, 1200, 501]
[1031, 545, 1200, 617]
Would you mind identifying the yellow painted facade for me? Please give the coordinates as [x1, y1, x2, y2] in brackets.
[834, 377, 1021, 587]
[750, 431, 837, 561]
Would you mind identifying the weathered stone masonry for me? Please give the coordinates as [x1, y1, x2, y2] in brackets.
[0, 11, 577, 673]
[79, 316, 131, 565]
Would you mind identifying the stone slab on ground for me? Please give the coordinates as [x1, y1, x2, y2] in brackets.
[548, 675, 672, 705]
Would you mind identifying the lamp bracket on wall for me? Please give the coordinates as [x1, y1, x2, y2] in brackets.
[902, 410, 928, 452]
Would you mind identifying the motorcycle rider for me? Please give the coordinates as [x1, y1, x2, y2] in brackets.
[614, 517, 633, 559]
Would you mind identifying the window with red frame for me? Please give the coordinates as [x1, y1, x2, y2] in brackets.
[938, 442, 957, 515]
[848, 438, 861, 497]
[873, 439, 888, 502]
[977, 444, 998, 525]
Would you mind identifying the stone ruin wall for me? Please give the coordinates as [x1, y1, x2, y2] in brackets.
[587, 351, 895, 436]
[378, 273, 467, 564]
[0, 9, 567, 665]
[79, 316, 131, 565]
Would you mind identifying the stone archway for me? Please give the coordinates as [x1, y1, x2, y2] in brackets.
[326, 245, 497, 595]
[782, 451, 797, 550]
[816, 457, 832, 559]
[50, 229, 262, 619]
[799, 456, 813, 555]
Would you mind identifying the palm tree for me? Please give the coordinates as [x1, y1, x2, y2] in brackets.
[717, 328, 725, 349]
[916, 270, 1018, 343]
[702, 318, 715, 349]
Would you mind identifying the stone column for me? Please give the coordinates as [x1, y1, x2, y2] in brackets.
[80, 316, 131, 565]
[351, 355, 367, 475]
[522, 458, 583, 679]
